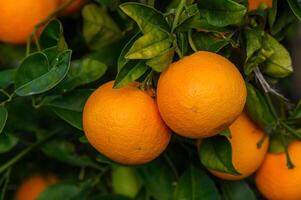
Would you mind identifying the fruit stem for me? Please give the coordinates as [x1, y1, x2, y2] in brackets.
[280, 133, 294, 169]
[171, 0, 186, 32]
[256, 134, 266, 149]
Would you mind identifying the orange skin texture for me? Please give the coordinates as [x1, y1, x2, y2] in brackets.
[157, 51, 247, 138]
[83, 81, 171, 165]
[14, 174, 58, 200]
[209, 113, 269, 180]
[248, 0, 272, 11]
[0, 0, 58, 44]
[256, 141, 301, 200]
[58, 0, 88, 16]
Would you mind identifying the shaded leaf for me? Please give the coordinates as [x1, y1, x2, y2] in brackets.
[114, 61, 148, 89]
[0, 133, 18, 153]
[191, 32, 229, 52]
[174, 166, 221, 200]
[0, 106, 8, 134]
[82, 4, 122, 50]
[199, 135, 241, 175]
[37, 183, 85, 200]
[292, 99, 301, 119]
[146, 48, 174, 72]
[245, 29, 264, 61]
[15, 50, 72, 96]
[287, 0, 301, 20]
[0, 69, 16, 89]
[219, 180, 256, 200]
[120, 2, 170, 33]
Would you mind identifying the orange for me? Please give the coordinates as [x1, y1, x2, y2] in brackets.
[208, 113, 269, 180]
[14, 174, 58, 200]
[83, 81, 171, 165]
[255, 141, 301, 200]
[0, 0, 58, 44]
[58, 0, 88, 16]
[248, 0, 272, 11]
[157, 51, 246, 138]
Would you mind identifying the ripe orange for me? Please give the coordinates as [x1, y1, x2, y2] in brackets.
[157, 51, 246, 138]
[83, 81, 171, 165]
[208, 113, 269, 180]
[255, 141, 301, 200]
[58, 0, 88, 16]
[248, 0, 272, 11]
[0, 0, 58, 44]
[14, 174, 58, 200]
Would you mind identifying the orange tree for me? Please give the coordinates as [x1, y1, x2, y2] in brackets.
[1, 0, 301, 199]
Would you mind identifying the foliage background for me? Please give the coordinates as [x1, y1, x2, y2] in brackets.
[1, 0, 301, 199]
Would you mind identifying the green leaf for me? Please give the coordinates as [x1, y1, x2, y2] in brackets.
[126, 29, 172, 59]
[177, 4, 200, 28]
[118, 32, 141, 72]
[41, 139, 101, 169]
[146, 48, 174, 72]
[292, 99, 301, 119]
[0, 106, 8, 134]
[268, 0, 278, 28]
[15, 50, 72, 96]
[246, 83, 276, 129]
[199, 0, 247, 27]
[0, 69, 16, 89]
[112, 166, 142, 198]
[114, 61, 148, 89]
[199, 135, 241, 175]
[40, 19, 67, 51]
[287, 0, 301, 20]
[43, 90, 92, 130]
[37, 183, 83, 200]
[191, 32, 229, 52]
[219, 180, 256, 200]
[174, 166, 221, 200]
[82, 4, 122, 50]
[263, 34, 293, 78]
[119, 2, 170, 33]
[55, 58, 107, 93]
[0, 133, 18, 153]
[245, 29, 264, 61]
[138, 160, 176, 200]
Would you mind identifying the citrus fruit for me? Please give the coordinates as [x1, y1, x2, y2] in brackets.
[208, 113, 269, 180]
[157, 51, 246, 138]
[112, 166, 142, 198]
[14, 174, 58, 200]
[255, 140, 301, 200]
[58, 0, 87, 16]
[83, 81, 171, 165]
[248, 0, 272, 11]
[0, 0, 58, 44]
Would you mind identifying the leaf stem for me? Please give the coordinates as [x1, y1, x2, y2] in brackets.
[188, 30, 197, 52]
[0, 168, 11, 200]
[171, 0, 186, 32]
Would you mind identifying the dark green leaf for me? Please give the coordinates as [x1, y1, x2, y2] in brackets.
[174, 166, 221, 200]
[42, 139, 101, 169]
[55, 58, 107, 93]
[0, 69, 16, 89]
[114, 61, 148, 88]
[219, 180, 256, 200]
[43, 90, 92, 130]
[287, 0, 301, 20]
[37, 183, 83, 200]
[191, 32, 229, 52]
[15, 50, 72, 96]
[118, 32, 141, 72]
[120, 2, 170, 33]
[138, 160, 176, 200]
[0, 106, 8, 134]
[177, 4, 200, 28]
[246, 83, 276, 129]
[91, 195, 129, 200]
[146, 48, 174, 72]
[40, 19, 67, 51]
[292, 99, 301, 119]
[199, 135, 241, 175]
[263, 34, 293, 78]
[199, 0, 247, 27]
[82, 4, 122, 50]
[126, 30, 172, 59]
[0, 133, 18, 153]
[268, 0, 278, 28]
